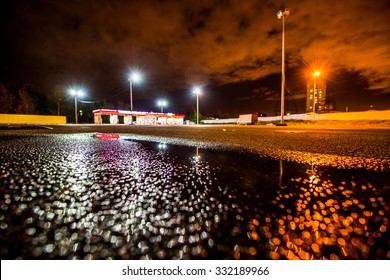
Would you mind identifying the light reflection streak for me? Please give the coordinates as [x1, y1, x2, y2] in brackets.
[193, 147, 201, 162]
[279, 160, 283, 188]
[264, 163, 389, 260]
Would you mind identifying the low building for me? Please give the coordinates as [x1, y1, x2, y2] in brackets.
[237, 113, 258, 125]
[92, 109, 185, 125]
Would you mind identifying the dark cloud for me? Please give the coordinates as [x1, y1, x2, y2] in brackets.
[1, 0, 389, 115]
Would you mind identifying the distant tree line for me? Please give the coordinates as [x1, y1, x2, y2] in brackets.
[0, 83, 110, 123]
[0, 83, 44, 115]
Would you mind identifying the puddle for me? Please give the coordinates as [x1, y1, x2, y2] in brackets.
[0, 134, 389, 260]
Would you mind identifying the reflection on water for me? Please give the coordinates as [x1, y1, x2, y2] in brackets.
[265, 163, 389, 260]
[0, 134, 389, 260]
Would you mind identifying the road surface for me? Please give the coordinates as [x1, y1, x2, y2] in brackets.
[0, 124, 389, 260]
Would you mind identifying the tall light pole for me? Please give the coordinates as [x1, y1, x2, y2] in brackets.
[70, 89, 83, 124]
[277, 8, 290, 125]
[193, 87, 201, 125]
[313, 71, 320, 117]
[128, 72, 141, 111]
[57, 98, 61, 116]
[157, 100, 167, 113]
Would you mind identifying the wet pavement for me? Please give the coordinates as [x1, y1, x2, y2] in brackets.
[0, 131, 389, 260]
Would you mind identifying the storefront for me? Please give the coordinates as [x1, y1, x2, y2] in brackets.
[92, 109, 185, 125]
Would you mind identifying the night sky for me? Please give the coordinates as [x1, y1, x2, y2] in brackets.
[1, 0, 390, 116]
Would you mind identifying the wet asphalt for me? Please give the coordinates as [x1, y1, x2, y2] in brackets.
[1, 124, 389, 168]
[0, 124, 389, 260]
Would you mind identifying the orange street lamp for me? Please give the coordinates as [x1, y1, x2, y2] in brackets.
[313, 71, 320, 116]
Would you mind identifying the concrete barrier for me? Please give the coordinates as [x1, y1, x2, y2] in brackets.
[203, 118, 238, 124]
[203, 110, 390, 124]
[0, 114, 66, 124]
[315, 110, 390, 121]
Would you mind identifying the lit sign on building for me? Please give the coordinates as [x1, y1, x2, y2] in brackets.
[92, 109, 185, 125]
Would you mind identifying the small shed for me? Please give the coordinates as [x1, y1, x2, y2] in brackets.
[237, 113, 258, 125]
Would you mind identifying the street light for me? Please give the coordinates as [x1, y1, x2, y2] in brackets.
[157, 100, 167, 113]
[128, 71, 142, 111]
[313, 71, 320, 117]
[193, 86, 201, 125]
[277, 8, 290, 125]
[70, 89, 83, 124]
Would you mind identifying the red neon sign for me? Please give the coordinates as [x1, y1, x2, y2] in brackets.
[95, 134, 120, 140]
